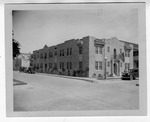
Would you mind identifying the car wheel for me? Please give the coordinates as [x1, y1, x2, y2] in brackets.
[130, 75, 133, 80]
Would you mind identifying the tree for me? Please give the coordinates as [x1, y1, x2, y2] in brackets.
[13, 39, 21, 59]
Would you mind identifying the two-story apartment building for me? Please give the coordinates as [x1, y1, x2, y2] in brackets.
[32, 36, 139, 78]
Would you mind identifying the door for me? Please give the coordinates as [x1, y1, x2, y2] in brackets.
[45, 63, 47, 73]
[114, 63, 117, 75]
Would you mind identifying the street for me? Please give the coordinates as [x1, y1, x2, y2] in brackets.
[13, 71, 139, 111]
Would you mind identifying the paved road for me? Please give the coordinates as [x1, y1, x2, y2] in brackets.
[13, 71, 139, 111]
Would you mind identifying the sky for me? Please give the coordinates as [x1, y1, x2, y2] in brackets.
[13, 7, 138, 53]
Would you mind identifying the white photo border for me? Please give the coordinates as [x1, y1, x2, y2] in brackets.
[5, 2, 147, 117]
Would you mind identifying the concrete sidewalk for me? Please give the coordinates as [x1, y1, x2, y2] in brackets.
[37, 73, 96, 83]
[36, 73, 125, 83]
[107, 76, 121, 79]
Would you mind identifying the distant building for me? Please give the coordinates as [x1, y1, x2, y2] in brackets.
[133, 44, 139, 69]
[32, 36, 139, 78]
[13, 53, 31, 70]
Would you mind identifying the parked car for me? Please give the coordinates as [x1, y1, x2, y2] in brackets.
[26, 67, 35, 74]
[19, 67, 27, 72]
[121, 69, 139, 80]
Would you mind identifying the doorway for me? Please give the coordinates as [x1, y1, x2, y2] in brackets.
[114, 63, 117, 75]
[45, 63, 47, 73]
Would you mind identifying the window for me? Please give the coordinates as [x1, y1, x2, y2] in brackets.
[60, 62, 62, 69]
[114, 49, 117, 59]
[66, 62, 72, 69]
[45, 63, 47, 70]
[37, 54, 39, 58]
[133, 51, 138, 56]
[79, 61, 83, 70]
[67, 48, 69, 56]
[60, 50, 64, 56]
[49, 63, 52, 69]
[107, 62, 110, 67]
[95, 46, 98, 54]
[121, 62, 122, 67]
[40, 63, 43, 68]
[34, 55, 36, 59]
[60, 62, 64, 69]
[31, 55, 33, 59]
[60, 50, 61, 56]
[79, 46, 83, 54]
[70, 62, 72, 70]
[125, 63, 130, 71]
[95, 62, 98, 70]
[95, 46, 102, 54]
[134, 61, 139, 69]
[67, 62, 69, 69]
[107, 47, 110, 52]
[62, 50, 64, 56]
[120, 49, 122, 53]
[49, 52, 53, 58]
[40, 54, 43, 59]
[99, 62, 102, 70]
[37, 64, 39, 69]
[99, 47, 102, 54]
[70, 48, 72, 55]
[54, 51, 57, 56]
[66, 48, 72, 56]
[62, 62, 64, 69]
[95, 61, 102, 70]
[54, 63, 57, 68]
[44, 53, 47, 59]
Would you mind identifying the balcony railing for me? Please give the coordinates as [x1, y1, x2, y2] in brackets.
[110, 53, 125, 62]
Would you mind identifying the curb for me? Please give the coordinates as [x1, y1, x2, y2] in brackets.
[37, 73, 95, 83]
[13, 79, 28, 86]
[107, 77, 121, 80]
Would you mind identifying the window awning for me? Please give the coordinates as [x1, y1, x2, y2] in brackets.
[94, 39, 105, 46]
[124, 45, 132, 50]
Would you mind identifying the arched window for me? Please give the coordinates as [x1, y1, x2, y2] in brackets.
[79, 46, 83, 54]
[114, 49, 117, 59]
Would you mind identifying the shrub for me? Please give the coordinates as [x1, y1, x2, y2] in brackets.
[73, 70, 76, 76]
[68, 70, 70, 76]
[59, 72, 62, 75]
[92, 73, 96, 78]
[97, 74, 103, 80]
[62, 68, 65, 72]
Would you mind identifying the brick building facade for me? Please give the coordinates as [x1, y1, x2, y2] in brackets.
[32, 36, 139, 78]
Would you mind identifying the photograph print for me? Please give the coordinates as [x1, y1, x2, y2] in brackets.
[5, 3, 147, 116]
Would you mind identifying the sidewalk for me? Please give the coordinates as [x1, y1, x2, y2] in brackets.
[36, 73, 122, 83]
[37, 73, 96, 83]
[107, 76, 121, 80]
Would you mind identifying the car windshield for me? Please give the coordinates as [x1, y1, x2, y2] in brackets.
[129, 69, 132, 72]
[129, 69, 138, 73]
